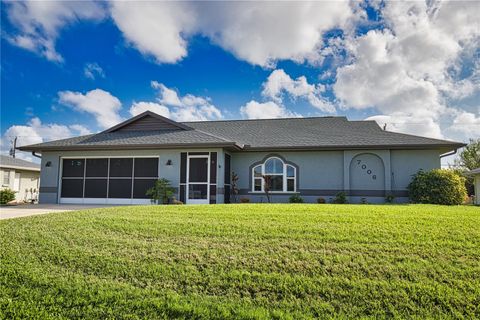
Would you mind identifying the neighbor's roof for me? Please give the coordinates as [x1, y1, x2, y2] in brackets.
[0, 155, 40, 171]
[18, 111, 465, 152]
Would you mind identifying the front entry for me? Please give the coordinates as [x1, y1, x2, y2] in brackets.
[187, 154, 210, 204]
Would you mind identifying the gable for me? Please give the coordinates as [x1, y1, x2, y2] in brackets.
[115, 115, 183, 132]
[103, 111, 192, 133]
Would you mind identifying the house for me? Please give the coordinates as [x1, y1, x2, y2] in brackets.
[467, 168, 480, 205]
[1, 155, 40, 203]
[18, 111, 465, 204]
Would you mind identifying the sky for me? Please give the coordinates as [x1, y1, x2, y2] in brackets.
[1, 0, 479, 162]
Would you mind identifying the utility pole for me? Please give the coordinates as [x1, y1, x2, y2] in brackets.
[9, 137, 17, 158]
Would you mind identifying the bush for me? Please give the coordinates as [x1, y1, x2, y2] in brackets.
[360, 197, 368, 204]
[289, 194, 304, 203]
[333, 192, 347, 204]
[240, 198, 250, 203]
[146, 179, 175, 204]
[0, 188, 16, 205]
[408, 169, 467, 205]
[317, 197, 326, 204]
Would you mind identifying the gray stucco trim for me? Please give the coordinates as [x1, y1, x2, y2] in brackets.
[40, 187, 58, 193]
[247, 153, 300, 192]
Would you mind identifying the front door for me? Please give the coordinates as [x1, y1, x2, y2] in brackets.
[187, 155, 209, 204]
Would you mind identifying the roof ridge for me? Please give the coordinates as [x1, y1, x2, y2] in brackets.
[182, 116, 347, 124]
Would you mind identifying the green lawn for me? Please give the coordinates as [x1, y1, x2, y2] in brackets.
[1, 204, 479, 319]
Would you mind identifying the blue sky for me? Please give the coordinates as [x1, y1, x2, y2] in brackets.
[1, 1, 479, 160]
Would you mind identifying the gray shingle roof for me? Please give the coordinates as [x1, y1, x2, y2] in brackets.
[184, 117, 465, 150]
[18, 129, 238, 151]
[0, 155, 40, 170]
[18, 114, 465, 152]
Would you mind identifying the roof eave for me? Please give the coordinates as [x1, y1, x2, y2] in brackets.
[18, 142, 243, 152]
[241, 143, 466, 152]
[0, 164, 40, 171]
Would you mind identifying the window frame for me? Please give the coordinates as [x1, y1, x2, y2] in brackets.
[251, 157, 297, 193]
[3, 170, 10, 186]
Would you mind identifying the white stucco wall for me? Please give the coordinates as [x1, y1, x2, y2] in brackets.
[1, 168, 40, 202]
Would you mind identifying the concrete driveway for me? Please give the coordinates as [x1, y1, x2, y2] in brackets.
[0, 204, 118, 220]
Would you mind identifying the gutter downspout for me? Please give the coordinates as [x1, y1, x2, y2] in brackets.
[32, 151, 42, 159]
[440, 149, 458, 158]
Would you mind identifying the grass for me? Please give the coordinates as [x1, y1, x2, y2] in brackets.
[1, 204, 479, 319]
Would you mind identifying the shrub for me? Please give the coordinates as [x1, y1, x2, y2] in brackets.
[0, 188, 16, 205]
[385, 194, 395, 204]
[289, 194, 304, 203]
[408, 169, 467, 205]
[333, 192, 347, 204]
[317, 197, 326, 204]
[240, 198, 250, 203]
[146, 178, 175, 204]
[360, 197, 368, 204]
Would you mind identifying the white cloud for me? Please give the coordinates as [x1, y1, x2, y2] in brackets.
[69, 124, 92, 136]
[197, 2, 357, 67]
[109, 1, 358, 67]
[110, 2, 194, 64]
[58, 89, 123, 129]
[6, 1, 360, 66]
[151, 81, 182, 107]
[366, 114, 443, 139]
[262, 69, 335, 113]
[448, 111, 480, 138]
[129, 102, 170, 118]
[84, 63, 105, 80]
[4, 1, 105, 62]
[240, 100, 299, 120]
[1, 117, 91, 161]
[131, 82, 223, 122]
[334, 1, 480, 140]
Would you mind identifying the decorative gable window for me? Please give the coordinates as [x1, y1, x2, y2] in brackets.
[252, 157, 296, 193]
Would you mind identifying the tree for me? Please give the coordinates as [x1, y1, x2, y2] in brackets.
[455, 139, 480, 170]
[453, 139, 480, 196]
[146, 179, 175, 204]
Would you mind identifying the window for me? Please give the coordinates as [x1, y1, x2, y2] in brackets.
[61, 159, 85, 198]
[3, 170, 10, 185]
[251, 157, 296, 193]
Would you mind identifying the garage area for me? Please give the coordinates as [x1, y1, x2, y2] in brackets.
[60, 157, 159, 204]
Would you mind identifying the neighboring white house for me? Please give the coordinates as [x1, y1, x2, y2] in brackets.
[467, 168, 480, 205]
[0, 155, 40, 203]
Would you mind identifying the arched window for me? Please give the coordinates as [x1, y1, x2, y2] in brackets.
[252, 157, 296, 192]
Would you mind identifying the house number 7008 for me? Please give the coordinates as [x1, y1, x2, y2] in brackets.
[356, 159, 377, 180]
